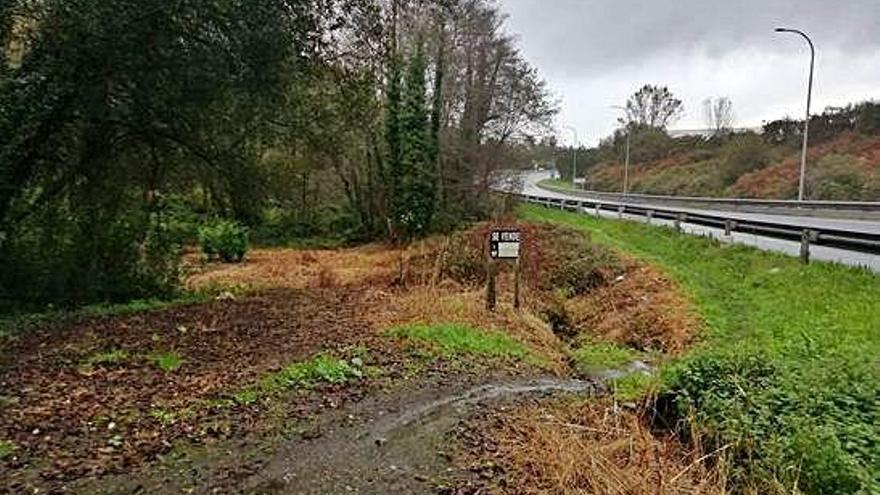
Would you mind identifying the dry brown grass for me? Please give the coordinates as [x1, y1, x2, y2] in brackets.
[185, 244, 405, 291]
[366, 278, 569, 374]
[461, 397, 728, 495]
[565, 261, 701, 354]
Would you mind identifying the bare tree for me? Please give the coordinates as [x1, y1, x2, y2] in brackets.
[620, 84, 683, 130]
[703, 96, 734, 136]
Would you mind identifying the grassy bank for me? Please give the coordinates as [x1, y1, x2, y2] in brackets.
[521, 204, 880, 494]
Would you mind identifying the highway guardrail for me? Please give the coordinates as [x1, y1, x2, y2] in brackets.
[537, 183, 880, 220]
[519, 193, 880, 261]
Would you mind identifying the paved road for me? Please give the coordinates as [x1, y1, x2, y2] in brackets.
[514, 171, 880, 273]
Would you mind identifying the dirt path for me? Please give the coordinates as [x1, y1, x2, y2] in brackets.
[244, 378, 598, 495]
[79, 374, 600, 495]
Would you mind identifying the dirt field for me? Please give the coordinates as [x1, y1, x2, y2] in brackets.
[1, 221, 710, 494]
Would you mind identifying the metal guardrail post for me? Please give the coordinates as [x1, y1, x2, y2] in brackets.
[674, 213, 686, 232]
[646, 210, 654, 224]
[724, 220, 735, 236]
[800, 229, 819, 264]
[618, 205, 625, 219]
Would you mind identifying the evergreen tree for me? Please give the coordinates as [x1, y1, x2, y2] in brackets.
[429, 25, 445, 205]
[385, 51, 404, 235]
[398, 41, 435, 238]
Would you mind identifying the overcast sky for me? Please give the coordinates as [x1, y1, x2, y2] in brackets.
[498, 0, 880, 146]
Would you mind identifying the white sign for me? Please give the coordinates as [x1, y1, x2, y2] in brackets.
[490, 230, 521, 259]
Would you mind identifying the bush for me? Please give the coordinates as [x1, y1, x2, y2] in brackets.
[0, 206, 181, 312]
[441, 242, 485, 285]
[251, 205, 354, 247]
[855, 102, 880, 135]
[719, 134, 774, 185]
[809, 154, 869, 200]
[663, 349, 879, 493]
[198, 220, 249, 262]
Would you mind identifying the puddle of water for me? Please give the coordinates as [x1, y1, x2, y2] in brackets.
[372, 378, 598, 437]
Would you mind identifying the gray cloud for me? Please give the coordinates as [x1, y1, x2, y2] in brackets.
[501, 0, 880, 74]
[498, 0, 880, 145]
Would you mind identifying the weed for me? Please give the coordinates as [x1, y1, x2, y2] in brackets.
[83, 349, 130, 368]
[611, 373, 657, 402]
[150, 352, 184, 373]
[388, 322, 542, 365]
[570, 341, 638, 374]
[0, 440, 14, 460]
[149, 407, 194, 426]
[233, 354, 364, 406]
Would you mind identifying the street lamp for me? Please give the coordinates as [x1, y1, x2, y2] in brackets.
[563, 125, 578, 187]
[775, 27, 815, 202]
[610, 106, 631, 196]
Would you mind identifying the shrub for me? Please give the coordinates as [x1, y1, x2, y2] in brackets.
[855, 102, 880, 135]
[441, 242, 485, 285]
[719, 134, 774, 185]
[809, 154, 868, 200]
[198, 219, 249, 262]
[0, 206, 181, 312]
[663, 349, 880, 493]
[550, 256, 609, 296]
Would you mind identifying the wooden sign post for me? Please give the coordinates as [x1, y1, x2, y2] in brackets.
[487, 229, 522, 311]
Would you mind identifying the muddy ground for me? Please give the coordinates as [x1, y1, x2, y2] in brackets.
[1, 221, 710, 494]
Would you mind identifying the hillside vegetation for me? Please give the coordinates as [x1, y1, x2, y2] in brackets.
[566, 103, 880, 200]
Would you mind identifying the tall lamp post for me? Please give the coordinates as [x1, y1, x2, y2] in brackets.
[563, 125, 578, 187]
[775, 27, 815, 202]
[610, 106, 631, 196]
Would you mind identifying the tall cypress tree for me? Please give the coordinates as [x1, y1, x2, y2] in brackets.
[399, 41, 434, 238]
[385, 51, 404, 231]
[384, 0, 405, 239]
[429, 25, 445, 207]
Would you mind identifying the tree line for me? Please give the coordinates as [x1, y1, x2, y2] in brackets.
[0, 0, 557, 311]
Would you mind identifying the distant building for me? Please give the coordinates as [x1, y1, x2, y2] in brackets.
[667, 127, 763, 138]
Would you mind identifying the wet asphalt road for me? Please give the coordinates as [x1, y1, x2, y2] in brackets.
[515, 171, 880, 273]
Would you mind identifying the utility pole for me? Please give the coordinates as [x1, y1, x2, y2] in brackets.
[610, 106, 631, 196]
[775, 27, 815, 202]
[563, 125, 578, 187]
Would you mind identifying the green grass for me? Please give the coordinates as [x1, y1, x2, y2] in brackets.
[150, 352, 184, 373]
[521, 204, 880, 494]
[233, 355, 364, 406]
[387, 323, 542, 365]
[0, 440, 14, 460]
[611, 373, 658, 402]
[570, 342, 639, 374]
